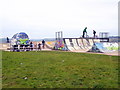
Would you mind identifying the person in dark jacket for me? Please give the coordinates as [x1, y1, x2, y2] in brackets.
[38, 43, 41, 51]
[82, 27, 87, 38]
[7, 37, 9, 43]
[42, 40, 45, 49]
[93, 30, 96, 38]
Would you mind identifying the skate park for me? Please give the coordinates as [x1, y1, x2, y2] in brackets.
[0, 31, 119, 56]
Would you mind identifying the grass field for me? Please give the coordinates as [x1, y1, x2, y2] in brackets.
[2, 51, 119, 88]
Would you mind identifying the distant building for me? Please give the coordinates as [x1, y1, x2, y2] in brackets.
[109, 36, 120, 42]
[99, 32, 109, 38]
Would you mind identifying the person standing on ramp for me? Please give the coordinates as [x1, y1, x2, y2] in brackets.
[82, 27, 87, 38]
[42, 40, 45, 49]
[93, 30, 96, 38]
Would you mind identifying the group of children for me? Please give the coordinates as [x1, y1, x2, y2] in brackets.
[29, 40, 45, 51]
[82, 27, 96, 38]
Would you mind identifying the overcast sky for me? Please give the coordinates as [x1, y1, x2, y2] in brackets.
[0, 0, 119, 39]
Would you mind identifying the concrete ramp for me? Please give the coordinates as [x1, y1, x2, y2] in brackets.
[61, 38, 113, 53]
[77, 39, 85, 49]
[88, 39, 94, 46]
[82, 39, 91, 49]
[55, 38, 118, 55]
[89, 42, 119, 53]
[64, 38, 93, 52]
[92, 43, 108, 53]
[65, 39, 75, 51]
[46, 41, 55, 49]
[72, 39, 81, 50]
[103, 43, 119, 51]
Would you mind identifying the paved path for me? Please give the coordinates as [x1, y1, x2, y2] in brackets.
[0, 43, 119, 56]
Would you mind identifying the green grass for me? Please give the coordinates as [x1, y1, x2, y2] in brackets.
[2, 51, 119, 88]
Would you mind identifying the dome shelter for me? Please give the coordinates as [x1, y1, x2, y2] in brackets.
[11, 32, 30, 51]
[12, 32, 29, 39]
[11, 32, 30, 45]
